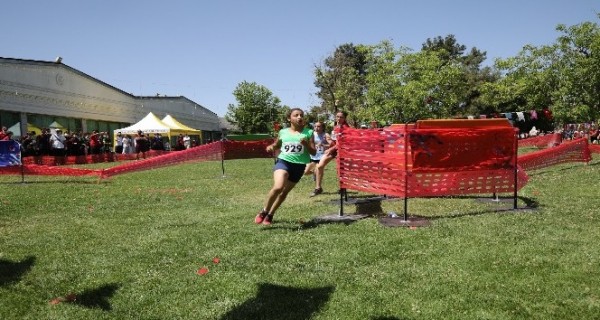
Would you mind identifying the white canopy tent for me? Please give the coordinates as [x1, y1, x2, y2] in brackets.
[8, 122, 42, 139]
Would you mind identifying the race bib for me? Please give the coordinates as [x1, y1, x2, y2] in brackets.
[282, 142, 304, 154]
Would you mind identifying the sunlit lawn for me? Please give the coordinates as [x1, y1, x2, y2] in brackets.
[1, 155, 599, 319]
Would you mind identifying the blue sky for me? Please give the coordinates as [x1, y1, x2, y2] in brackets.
[1, 0, 598, 117]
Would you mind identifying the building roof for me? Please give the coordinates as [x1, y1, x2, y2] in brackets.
[0, 56, 135, 97]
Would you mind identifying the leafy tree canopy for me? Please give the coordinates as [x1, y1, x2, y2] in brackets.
[225, 81, 285, 134]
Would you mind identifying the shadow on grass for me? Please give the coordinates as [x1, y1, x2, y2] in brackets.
[421, 196, 540, 221]
[0, 256, 36, 286]
[298, 217, 363, 230]
[69, 283, 121, 311]
[526, 161, 599, 177]
[220, 282, 335, 320]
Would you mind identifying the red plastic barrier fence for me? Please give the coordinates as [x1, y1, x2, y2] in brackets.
[518, 138, 592, 171]
[100, 142, 223, 178]
[0, 163, 102, 177]
[518, 133, 562, 149]
[0, 140, 276, 179]
[337, 127, 528, 198]
[1, 135, 595, 184]
[222, 139, 274, 160]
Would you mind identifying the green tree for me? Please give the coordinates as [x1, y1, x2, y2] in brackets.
[422, 34, 499, 116]
[553, 18, 600, 122]
[362, 41, 464, 123]
[313, 43, 369, 124]
[485, 15, 600, 124]
[225, 81, 284, 134]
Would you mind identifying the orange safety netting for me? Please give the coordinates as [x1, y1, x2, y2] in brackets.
[100, 142, 223, 178]
[0, 164, 102, 177]
[22, 153, 117, 166]
[518, 138, 592, 171]
[0, 140, 275, 179]
[337, 127, 528, 198]
[1, 136, 594, 190]
[518, 133, 562, 149]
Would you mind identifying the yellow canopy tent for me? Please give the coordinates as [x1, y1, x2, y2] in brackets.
[162, 114, 203, 145]
[161, 114, 202, 144]
[161, 114, 201, 133]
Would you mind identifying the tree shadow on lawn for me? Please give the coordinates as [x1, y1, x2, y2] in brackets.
[0, 256, 36, 286]
[64, 283, 121, 311]
[220, 282, 335, 320]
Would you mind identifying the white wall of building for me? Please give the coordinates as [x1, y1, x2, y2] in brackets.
[0, 57, 220, 132]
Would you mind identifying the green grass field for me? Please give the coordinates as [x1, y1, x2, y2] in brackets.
[1, 155, 599, 319]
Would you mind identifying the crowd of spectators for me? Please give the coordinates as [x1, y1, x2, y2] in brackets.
[8, 128, 114, 157]
[0, 125, 204, 159]
[561, 123, 600, 143]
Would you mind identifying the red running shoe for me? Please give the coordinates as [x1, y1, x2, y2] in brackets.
[262, 214, 274, 225]
[255, 210, 268, 224]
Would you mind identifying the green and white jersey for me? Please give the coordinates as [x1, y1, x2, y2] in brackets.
[277, 127, 313, 164]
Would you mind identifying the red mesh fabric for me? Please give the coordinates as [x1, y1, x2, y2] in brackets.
[21, 150, 174, 165]
[337, 127, 527, 198]
[409, 128, 516, 171]
[100, 142, 223, 178]
[0, 164, 101, 177]
[1, 140, 276, 179]
[3, 137, 593, 182]
[222, 139, 274, 160]
[518, 133, 562, 148]
[518, 138, 592, 171]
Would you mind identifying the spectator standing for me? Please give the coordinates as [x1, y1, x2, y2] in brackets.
[36, 128, 51, 155]
[134, 130, 149, 160]
[0, 126, 7, 140]
[89, 130, 101, 154]
[151, 133, 164, 151]
[2, 130, 14, 141]
[21, 131, 37, 157]
[115, 132, 124, 154]
[122, 134, 133, 154]
[303, 121, 331, 181]
[175, 134, 185, 151]
[312, 110, 350, 197]
[183, 133, 191, 149]
[50, 129, 66, 156]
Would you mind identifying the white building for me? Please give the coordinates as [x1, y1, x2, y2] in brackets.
[0, 57, 221, 142]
